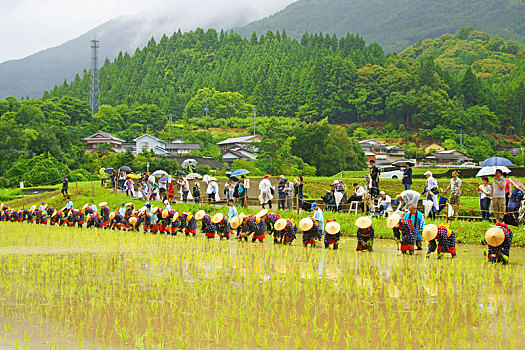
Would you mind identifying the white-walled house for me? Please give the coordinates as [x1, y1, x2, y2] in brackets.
[133, 134, 168, 155]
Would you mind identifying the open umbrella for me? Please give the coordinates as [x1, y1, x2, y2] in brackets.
[119, 166, 132, 173]
[186, 173, 202, 180]
[127, 174, 140, 179]
[152, 170, 169, 177]
[480, 157, 514, 167]
[476, 166, 511, 177]
[392, 159, 415, 166]
[231, 169, 250, 177]
[104, 168, 114, 174]
[510, 178, 525, 193]
[181, 159, 198, 170]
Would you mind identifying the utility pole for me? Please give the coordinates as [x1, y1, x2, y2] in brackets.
[168, 113, 172, 143]
[460, 134, 463, 152]
[253, 107, 257, 136]
[90, 37, 100, 115]
[204, 99, 209, 118]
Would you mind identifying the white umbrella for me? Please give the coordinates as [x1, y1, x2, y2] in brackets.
[181, 159, 198, 169]
[186, 173, 202, 180]
[334, 192, 343, 207]
[476, 166, 511, 177]
[151, 170, 168, 177]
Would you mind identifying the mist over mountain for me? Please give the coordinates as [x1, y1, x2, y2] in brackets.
[235, 0, 525, 53]
[0, 0, 294, 99]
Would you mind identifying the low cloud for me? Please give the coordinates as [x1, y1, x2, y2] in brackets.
[0, 0, 295, 63]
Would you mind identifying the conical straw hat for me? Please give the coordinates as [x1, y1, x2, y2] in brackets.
[387, 213, 401, 229]
[325, 221, 341, 235]
[422, 224, 438, 241]
[162, 209, 169, 219]
[109, 212, 116, 220]
[98, 202, 107, 207]
[274, 218, 287, 231]
[299, 218, 314, 231]
[212, 213, 224, 224]
[30, 205, 36, 211]
[172, 212, 180, 222]
[230, 215, 242, 229]
[256, 209, 268, 218]
[128, 217, 137, 225]
[355, 216, 372, 229]
[485, 227, 505, 247]
[195, 210, 206, 220]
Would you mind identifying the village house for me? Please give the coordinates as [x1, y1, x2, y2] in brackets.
[83, 131, 125, 153]
[217, 135, 261, 154]
[425, 149, 472, 165]
[358, 139, 405, 165]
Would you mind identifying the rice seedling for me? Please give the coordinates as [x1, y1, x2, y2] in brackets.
[0, 220, 524, 348]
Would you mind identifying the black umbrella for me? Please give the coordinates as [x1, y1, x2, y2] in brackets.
[119, 166, 132, 173]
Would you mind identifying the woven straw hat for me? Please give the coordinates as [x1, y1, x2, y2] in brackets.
[86, 214, 91, 222]
[299, 217, 314, 231]
[30, 205, 36, 212]
[325, 221, 341, 235]
[82, 204, 88, 210]
[274, 218, 287, 231]
[355, 216, 372, 229]
[387, 213, 401, 229]
[230, 215, 242, 229]
[195, 210, 206, 220]
[109, 212, 116, 220]
[162, 209, 169, 219]
[256, 209, 268, 218]
[212, 213, 224, 224]
[151, 207, 159, 214]
[485, 227, 505, 247]
[42, 204, 48, 210]
[126, 202, 133, 207]
[128, 217, 137, 225]
[98, 202, 107, 207]
[172, 211, 179, 222]
[422, 224, 438, 241]
[52, 211, 58, 218]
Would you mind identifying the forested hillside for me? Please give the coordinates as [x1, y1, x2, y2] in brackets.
[46, 28, 525, 136]
[2, 28, 525, 186]
[235, 0, 525, 53]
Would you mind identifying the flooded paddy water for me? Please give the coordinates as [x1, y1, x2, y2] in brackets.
[0, 222, 524, 349]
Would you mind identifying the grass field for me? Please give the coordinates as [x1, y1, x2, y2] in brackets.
[0, 223, 524, 349]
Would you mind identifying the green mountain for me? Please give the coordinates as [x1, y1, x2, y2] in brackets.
[44, 28, 525, 138]
[234, 0, 525, 53]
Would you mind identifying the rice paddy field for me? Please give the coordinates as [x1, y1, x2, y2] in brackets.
[0, 222, 524, 349]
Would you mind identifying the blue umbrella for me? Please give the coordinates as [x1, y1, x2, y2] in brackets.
[480, 157, 514, 167]
[104, 168, 114, 174]
[231, 169, 250, 177]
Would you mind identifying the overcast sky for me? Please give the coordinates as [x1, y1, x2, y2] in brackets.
[0, 0, 295, 63]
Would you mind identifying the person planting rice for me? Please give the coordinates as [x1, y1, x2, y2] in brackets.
[404, 204, 426, 251]
[123, 203, 134, 230]
[150, 207, 160, 234]
[253, 210, 268, 243]
[300, 217, 320, 247]
[109, 211, 123, 230]
[273, 218, 296, 245]
[388, 213, 416, 255]
[99, 202, 110, 228]
[36, 205, 48, 224]
[422, 224, 456, 259]
[179, 212, 197, 237]
[170, 211, 180, 235]
[355, 216, 374, 251]
[485, 225, 513, 264]
[196, 210, 216, 239]
[68, 208, 84, 228]
[160, 209, 171, 234]
[85, 214, 101, 228]
[324, 220, 341, 249]
[229, 214, 244, 240]
[212, 213, 231, 240]
[258, 211, 280, 243]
